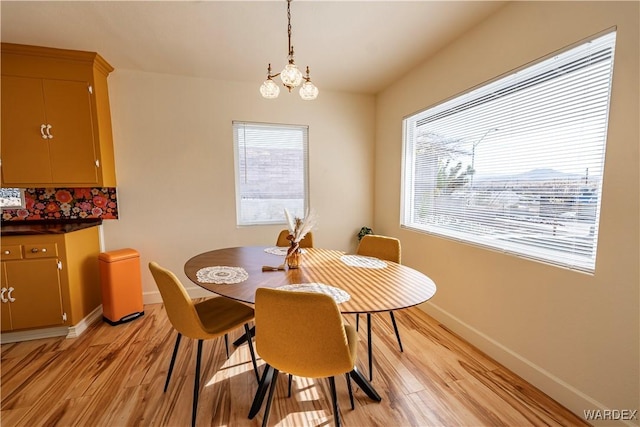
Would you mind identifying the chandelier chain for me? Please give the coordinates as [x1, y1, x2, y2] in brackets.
[287, 0, 293, 59]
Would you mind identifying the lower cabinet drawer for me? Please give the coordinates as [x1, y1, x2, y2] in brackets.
[2, 245, 23, 260]
[23, 243, 58, 259]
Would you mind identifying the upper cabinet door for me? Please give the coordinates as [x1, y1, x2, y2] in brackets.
[0, 42, 117, 188]
[44, 79, 98, 184]
[1, 75, 54, 184]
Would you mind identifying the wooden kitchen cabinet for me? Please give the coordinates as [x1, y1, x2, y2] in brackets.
[0, 226, 101, 335]
[1, 257, 65, 332]
[1, 43, 117, 188]
[0, 261, 12, 330]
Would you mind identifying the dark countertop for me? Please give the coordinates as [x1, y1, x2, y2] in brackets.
[1, 219, 102, 236]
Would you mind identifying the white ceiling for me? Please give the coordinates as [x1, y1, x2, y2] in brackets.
[0, 1, 506, 95]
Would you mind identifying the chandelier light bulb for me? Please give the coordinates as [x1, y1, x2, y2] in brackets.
[280, 63, 303, 90]
[299, 81, 319, 100]
[260, 79, 280, 99]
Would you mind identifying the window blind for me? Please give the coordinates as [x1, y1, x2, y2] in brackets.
[233, 121, 309, 226]
[401, 31, 616, 273]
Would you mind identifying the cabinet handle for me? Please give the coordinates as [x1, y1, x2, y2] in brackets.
[7, 287, 15, 303]
[0, 287, 7, 303]
[40, 124, 48, 139]
[31, 248, 39, 253]
[3, 250, 10, 255]
[46, 124, 53, 139]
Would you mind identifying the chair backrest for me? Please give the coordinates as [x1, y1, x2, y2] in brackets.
[356, 234, 401, 263]
[148, 261, 207, 340]
[276, 229, 314, 248]
[255, 288, 354, 378]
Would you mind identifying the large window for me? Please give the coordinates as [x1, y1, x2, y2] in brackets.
[401, 31, 616, 273]
[233, 121, 309, 225]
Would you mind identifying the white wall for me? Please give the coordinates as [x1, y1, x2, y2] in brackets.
[374, 1, 638, 424]
[102, 71, 375, 301]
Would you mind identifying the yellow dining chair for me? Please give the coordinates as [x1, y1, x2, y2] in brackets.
[355, 234, 403, 380]
[248, 288, 380, 427]
[149, 262, 259, 427]
[275, 229, 314, 248]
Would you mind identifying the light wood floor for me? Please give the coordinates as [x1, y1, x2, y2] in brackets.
[1, 302, 588, 427]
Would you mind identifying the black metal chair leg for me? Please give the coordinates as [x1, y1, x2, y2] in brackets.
[234, 325, 255, 346]
[224, 333, 230, 358]
[164, 332, 182, 392]
[367, 313, 373, 381]
[345, 373, 354, 410]
[328, 376, 341, 427]
[192, 339, 203, 427]
[288, 374, 293, 397]
[389, 311, 403, 352]
[349, 366, 381, 402]
[249, 364, 274, 419]
[244, 323, 260, 383]
[262, 369, 280, 427]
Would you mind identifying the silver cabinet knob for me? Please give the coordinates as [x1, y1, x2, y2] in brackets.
[31, 248, 39, 253]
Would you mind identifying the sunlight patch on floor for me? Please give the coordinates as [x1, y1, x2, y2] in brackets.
[203, 345, 256, 387]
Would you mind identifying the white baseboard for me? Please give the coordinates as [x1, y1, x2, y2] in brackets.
[0, 305, 103, 344]
[0, 326, 69, 344]
[66, 305, 103, 338]
[421, 302, 637, 427]
[143, 291, 163, 305]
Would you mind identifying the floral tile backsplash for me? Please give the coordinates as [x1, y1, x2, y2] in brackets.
[1, 188, 118, 221]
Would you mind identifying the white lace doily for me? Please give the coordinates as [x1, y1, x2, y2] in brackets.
[264, 247, 307, 256]
[196, 266, 248, 284]
[276, 283, 351, 304]
[340, 255, 387, 269]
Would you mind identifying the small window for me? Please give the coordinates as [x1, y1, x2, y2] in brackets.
[233, 121, 309, 225]
[0, 188, 25, 209]
[401, 31, 616, 273]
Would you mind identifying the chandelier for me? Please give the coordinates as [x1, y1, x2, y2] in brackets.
[260, 0, 318, 100]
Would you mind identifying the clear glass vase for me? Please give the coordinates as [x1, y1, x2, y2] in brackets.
[286, 243, 301, 269]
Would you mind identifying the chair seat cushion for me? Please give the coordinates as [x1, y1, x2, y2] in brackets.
[195, 297, 255, 337]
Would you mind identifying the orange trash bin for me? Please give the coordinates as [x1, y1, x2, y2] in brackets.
[99, 248, 144, 325]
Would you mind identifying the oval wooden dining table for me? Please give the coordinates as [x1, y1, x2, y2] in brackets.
[184, 246, 437, 314]
[184, 246, 437, 388]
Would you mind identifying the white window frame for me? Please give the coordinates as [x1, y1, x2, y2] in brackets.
[233, 121, 309, 226]
[0, 188, 25, 209]
[401, 31, 616, 273]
